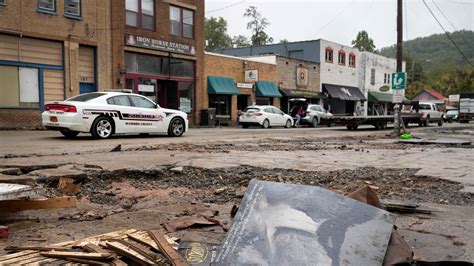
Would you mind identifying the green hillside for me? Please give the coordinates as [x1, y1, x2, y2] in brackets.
[379, 30, 474, 97]
[379, 30, 474, 71]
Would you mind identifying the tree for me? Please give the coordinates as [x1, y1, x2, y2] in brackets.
[351, 31, 376, 52]
[232, 35, 251, 48]
[205, 17, 232, 51]
[432, 67, 474, 95]
[244, 6, 273, 46]
[279, 38, 288, 44]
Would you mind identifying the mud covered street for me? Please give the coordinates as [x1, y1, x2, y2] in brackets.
[1, 124, 474, 262]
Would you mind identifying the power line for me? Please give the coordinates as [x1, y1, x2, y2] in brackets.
[431, 0, 474, 50]
[422, 0, 474, 67]
[205, 1, 247, 16]
[314, 0, 355, 37]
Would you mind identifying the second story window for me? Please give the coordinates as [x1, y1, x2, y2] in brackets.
[348, 53, 356, 67]
[170, 6, 194, 38]
[126, 0, 155, 31]
[338, 50, 345, 65]
[325, 47, 333, 63]
[38, 0, 56, 13]
[64, 0, 81, 18]
[0, 0, 6, 6]
[371, 68, 376, 85]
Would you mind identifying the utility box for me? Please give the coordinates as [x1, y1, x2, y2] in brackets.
[201, 108, 216, 126]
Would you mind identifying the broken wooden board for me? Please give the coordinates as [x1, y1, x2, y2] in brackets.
[105, 240, 157, 265]
[40, 251, 115, 260]
[0, 196, 77, 213]
[0, 183, 36, 201]
[148, 230, 188, 266]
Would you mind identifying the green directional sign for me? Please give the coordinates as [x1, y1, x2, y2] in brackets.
[392, 72, 406, 90]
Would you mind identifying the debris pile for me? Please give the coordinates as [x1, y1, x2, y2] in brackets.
[1, 229, 184, 265]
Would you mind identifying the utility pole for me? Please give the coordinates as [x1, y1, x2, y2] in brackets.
[394, 0, 403, 136]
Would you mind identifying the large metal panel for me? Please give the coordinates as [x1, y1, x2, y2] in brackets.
[215, 180, 396, 266]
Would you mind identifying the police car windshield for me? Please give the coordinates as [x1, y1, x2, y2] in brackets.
[67, 93, 106, 102]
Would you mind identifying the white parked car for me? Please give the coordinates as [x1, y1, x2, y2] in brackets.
[42, 92, 188, 139]
[239, 105, 293, 129]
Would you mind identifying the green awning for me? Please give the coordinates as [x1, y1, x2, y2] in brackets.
[208, 76, 240, 95]
[368, 91, 393, 103]
[256, 81, 282, 98]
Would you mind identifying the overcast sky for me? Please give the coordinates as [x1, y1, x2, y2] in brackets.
[204, 0, 474, 49]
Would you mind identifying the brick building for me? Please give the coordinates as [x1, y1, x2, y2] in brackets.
[243, 55, 320, 114]
[0, 0, 204, 128]
[203, 52, 278, 126]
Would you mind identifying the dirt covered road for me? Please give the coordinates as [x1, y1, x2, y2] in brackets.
[0, 123, 473, 262]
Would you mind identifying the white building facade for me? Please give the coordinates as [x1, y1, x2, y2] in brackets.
[359, 52, 406, 116]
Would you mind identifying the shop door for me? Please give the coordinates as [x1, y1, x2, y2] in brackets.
[237, 95, 249, 111]
[157, 80, 178, 109]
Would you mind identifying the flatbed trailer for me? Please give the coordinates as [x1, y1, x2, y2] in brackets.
[321, 113, 422, 130]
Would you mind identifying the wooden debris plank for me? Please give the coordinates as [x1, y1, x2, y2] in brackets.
[40, 251, 114, 260]
[105, 240, 156, 265]
[60, 257, 110, 266]
[0, 251, 38, 262]
[148, 230, 188, 266]
[82, 244, 127, 266]
[4, 246, 74, 252]
[0, 196, 77, 213]
[7, 256, 62, 265]
[127, 231, 160, 252]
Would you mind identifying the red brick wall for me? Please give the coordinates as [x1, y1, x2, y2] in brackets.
[0, 109, 41, 129]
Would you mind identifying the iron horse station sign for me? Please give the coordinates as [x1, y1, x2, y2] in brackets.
[126, 34, 196, 56]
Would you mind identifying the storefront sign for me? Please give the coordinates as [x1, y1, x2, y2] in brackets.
[245, 70, 258, 82]
[126, 34, 196, 55]
[449, 94, 460, 102]
[237, 83, 253, 89]
[296, 67, 309, 87]
[138, 84, 155, 92]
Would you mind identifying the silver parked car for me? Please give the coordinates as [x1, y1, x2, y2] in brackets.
[290, 99, 333, 127]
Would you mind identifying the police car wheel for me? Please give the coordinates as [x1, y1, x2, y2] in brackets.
[285, 119, 292, 128]
[168, 118, 185, 137]
[60, 129, 79, 138]
[91, 117, 114, 139]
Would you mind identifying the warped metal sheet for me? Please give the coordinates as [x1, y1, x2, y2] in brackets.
[215, 180, 396, 265]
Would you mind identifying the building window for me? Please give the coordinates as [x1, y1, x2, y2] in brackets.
[0, 66, 40, 108]
[384, 73, 387, 84]
[126, 0, 155, 31]
[325, 47, 333, 63]
[371, 68, 376, 85]
[387, 73, 391, 84]
[348, 53, 356, 67]
[0, 0, 6, 6]
[338, 50, 345, 65]
[170, 6, 194, 38]
[37, 0, 56, 13]
[178, 82, 194, 113]
[64, 0, 81, 18]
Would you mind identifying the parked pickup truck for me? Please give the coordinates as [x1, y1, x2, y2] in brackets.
[416, 102, 444, 126]
[459, 93, 474, 123]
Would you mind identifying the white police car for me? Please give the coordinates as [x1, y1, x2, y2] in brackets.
[42, 92, 188, 139]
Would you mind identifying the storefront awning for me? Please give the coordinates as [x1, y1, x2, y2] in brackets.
[256, 81, 282, 98]
[208, 76, 240, 95]
[280, 89, 319, 99]
[368, 91, 393, 103]
[323, 83, 366, 101]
